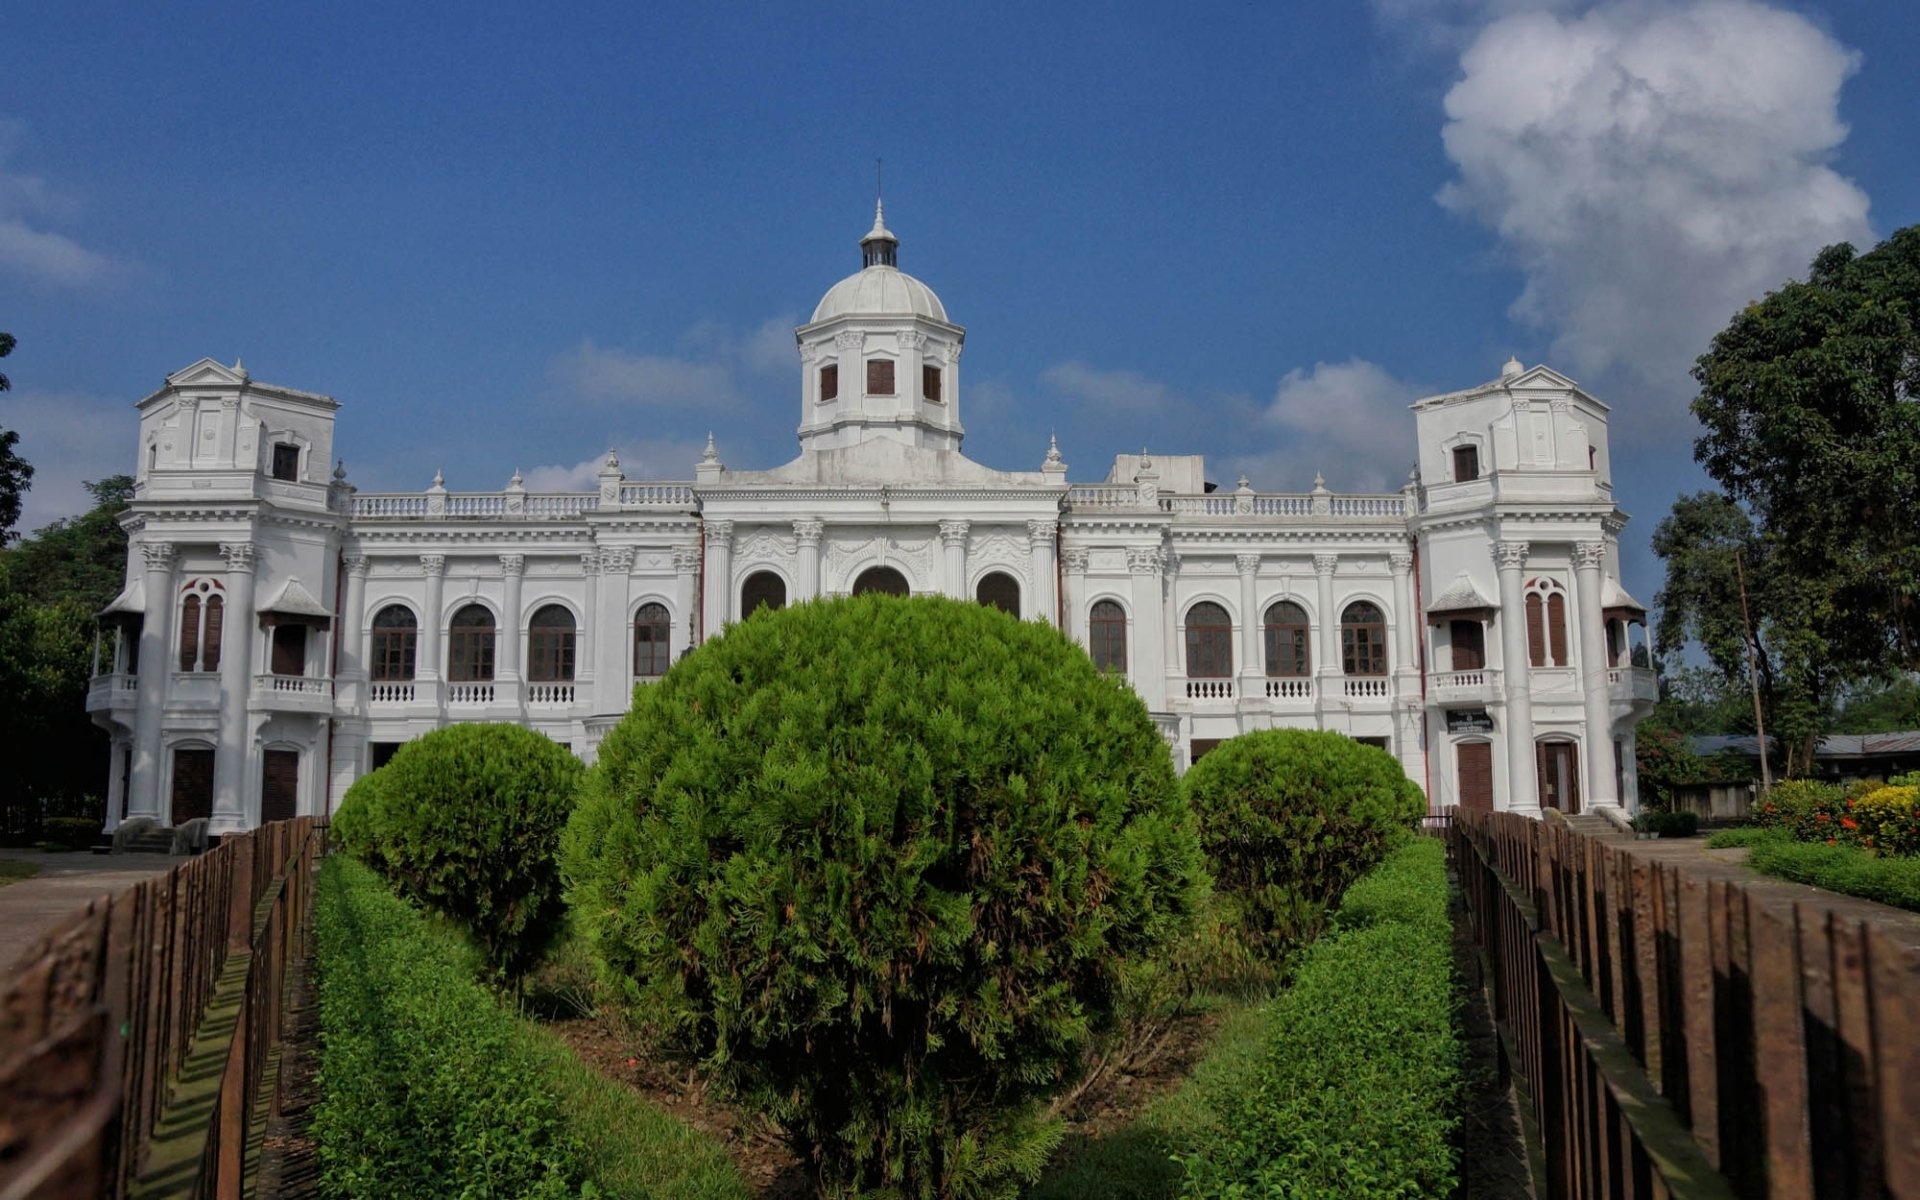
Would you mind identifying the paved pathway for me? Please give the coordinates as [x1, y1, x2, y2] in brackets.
[0, 848, 187, 982]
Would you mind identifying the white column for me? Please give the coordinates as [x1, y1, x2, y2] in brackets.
[1495, 541, 1539, 813]
[594, 548, 632, 697]
[1127, 547, 1165, 702]
[499, 554, 525, 682]
[1236, 553, 1262, 679]
[418, 554, 446, 681]
[1389, 551, 1426, 786]
[128, 541, 175, 822]
[105, 739, 129, 830]
[703, 520, 733, 636]
[211, 541, 258, 835]
[578, 551, 600, 685]
[1062, 548, 1089, 643]
[341, 554, 369, 678]
[1028, 520, 1058, 624]
[794, 520, 824, 599]
[672, 548, 701, 654]
[940, 520, 969, 599]
[1161, 551, 1181, 693]
[1313, 554, 1340, 700]
[1574, 541, 1618, 810]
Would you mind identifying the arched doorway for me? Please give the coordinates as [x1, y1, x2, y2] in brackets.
[852, 566, 910, 596]
[741, 571, 787, 619]
[975, 571, 1020, 616]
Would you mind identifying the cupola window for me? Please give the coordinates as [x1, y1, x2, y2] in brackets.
[1452, 444, 1479, 483]
[272, 443, 300, 482]
[867, 360, 895, 396]
[819, 364, 838, 403]
[923, 365, 942, 403]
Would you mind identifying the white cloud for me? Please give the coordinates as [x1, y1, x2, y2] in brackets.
[0, 119, 120, 288]
[1041, 361, 1181, 414]
[1436, 1, 1872, 429]
[1218, 359, 1425, 492]
[548, 340, 742, 411]
[1371, 0, 1583, 53]
[4, 389, 134, 533]
[520, 438, 708, 492]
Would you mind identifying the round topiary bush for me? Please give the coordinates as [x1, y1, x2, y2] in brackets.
[564, 594, 1202, 1199]
[333, 722, 583, 984]
[1183, 728, 1424, 958]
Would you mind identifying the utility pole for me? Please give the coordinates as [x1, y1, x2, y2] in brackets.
[1734, 549, 1773, 795]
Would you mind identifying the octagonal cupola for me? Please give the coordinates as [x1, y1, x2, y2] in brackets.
[795, 202, 966, 453]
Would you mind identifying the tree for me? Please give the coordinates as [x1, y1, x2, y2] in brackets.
[1651, 491, 1842, 776]
[0, 330, 31, 544]
[565, 595, 1202, 1199]
[1692, 226, 1920, 673]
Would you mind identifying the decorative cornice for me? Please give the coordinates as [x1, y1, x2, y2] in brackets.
[1494, 541, 1530, 570]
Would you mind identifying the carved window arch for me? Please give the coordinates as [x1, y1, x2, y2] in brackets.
[1340, 601, 1388, 676]
[448, 603, 496, 682]
[1525, 580, 1569, 667]
[370, 604, 417, 681]
[741, 571, 786, 618]
[852, 566, 909, 596]
[634, 602, 672, 678]
[1185, 601, 1233, 678]
[1264, 600, 1310, 677]
[178, 578, 225, 672]
[976, 571, 1020, 616]
[1089, 600, 1127, 673]
[528, 604, 576, 682]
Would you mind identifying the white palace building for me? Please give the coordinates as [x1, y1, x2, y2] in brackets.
[87, 206, 1658, 836]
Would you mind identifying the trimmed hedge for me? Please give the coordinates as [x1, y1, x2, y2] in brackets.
[564, 594, 1203, 1199]
[1181, 729, 1424, 957]
[42, 816, 100, 850]
[1738, 831, 1920, 913]
[1178, 838, 1461, 1198]
[312, 855, 746, 1199]
[333, 722, 583, 983]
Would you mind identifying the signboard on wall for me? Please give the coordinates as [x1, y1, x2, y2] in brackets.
[1447, 709, 1494, 734]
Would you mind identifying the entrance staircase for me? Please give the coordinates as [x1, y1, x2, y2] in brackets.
[118, 826, 178, 854]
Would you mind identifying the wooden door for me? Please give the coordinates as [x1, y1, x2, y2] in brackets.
[1537, 741, 1581, 814]
[170, 748, 215, 825]
[261, 750, 299, 824]
[1457, 742, 1494, 813]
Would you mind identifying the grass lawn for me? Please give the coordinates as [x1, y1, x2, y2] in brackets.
[1707, 828, 1920, 912]
[0, 860, 42, 888]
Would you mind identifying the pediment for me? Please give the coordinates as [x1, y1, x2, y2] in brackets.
[166, 357, 249, 388]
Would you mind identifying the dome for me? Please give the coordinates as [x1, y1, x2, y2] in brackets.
[808, 200, 949, 324]
[811, 267, 949, 324]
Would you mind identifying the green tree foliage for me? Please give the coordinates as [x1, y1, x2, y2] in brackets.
[1179, 729, 1424, 961]
[1651, 491, 1842, 775]
[564, 595, 1203, 1199]
[0, 330, 32, 544]
[0, 476, 133, 832]
[1833, 675, 1920, 734]
[333, 722, 583, 985]
[1692, 225, 1920, 674]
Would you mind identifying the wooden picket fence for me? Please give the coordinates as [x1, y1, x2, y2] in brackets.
[1450, 808, 1920, 1199]
[0, 818, 322, 1200]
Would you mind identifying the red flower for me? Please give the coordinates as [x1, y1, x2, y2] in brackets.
[1841, 818, 1859, 830]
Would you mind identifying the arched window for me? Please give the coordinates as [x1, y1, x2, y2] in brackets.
[976, 571, 1020, 616]
[177, 579, 225, 672]
[1089, 600, 1127, 673]
[1340, 601, 1387, 676]
[634, 602, 672, 678]
[1264, 601, 1310, 677]
[448, 604, 496, 682]
[852, 566, 910, 596]
[1185, 602, 1232, 678]
[370, 605, 417, 681]
[741, 571, 786, 619]
[1525, 581, 1569, 667]
[528, 605, 576, 682]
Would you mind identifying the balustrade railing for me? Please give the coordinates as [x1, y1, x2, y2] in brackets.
[526, 682, 575, 705]
[1185, 678, 1234, 700]
[447, 682, 495, 704]
[1342, 676, 1391, 699]
[1063, 487, 1406, 518]
[617, 482, 696, 506]
[1264, 677, 1313, 700]
[255, 673, 332, 696]
[353, 481, 696, 520]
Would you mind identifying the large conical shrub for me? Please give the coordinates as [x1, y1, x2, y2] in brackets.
[564, 595, 1202, 1198]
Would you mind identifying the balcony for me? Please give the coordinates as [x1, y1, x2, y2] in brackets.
[1262, 677, 1314, 704]
[526, 682, 577, 707]
[1430, 668, 1501, 706]
[86, 672, 139, 714]
[1609, 666, 1659, 705]
[368, 680, 421, 706]
[1185, 679, 1235, 701]
[252, 674, 335, 715]
[447, 682, 498, 707]
[1342, 676, 1392, 702]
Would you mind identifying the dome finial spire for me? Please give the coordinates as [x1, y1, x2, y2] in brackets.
[861, 165, 899, 270]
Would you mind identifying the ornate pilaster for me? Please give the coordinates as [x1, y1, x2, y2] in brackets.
[1313, 554, 1340, 683]
[498, 554, 527, 683]
[418, 554, 447, 682]
[940, 520, 970, 599]
[1127, 546, 1167, 694]
[129, 541, 177, 822]
[1236, 553, 1263, 676]
[704, 520, 735, 635]
[1573, 540, 1617, 809]
[212, 541, 260, 834]
[1061, 547, 1090, 641]
[1494, 540, 1537, 813]
[1028, 520, 1059, 625]
[794, 520, 825, 599]
[341, 555, 370, 683]
[672, 547, 702, 651]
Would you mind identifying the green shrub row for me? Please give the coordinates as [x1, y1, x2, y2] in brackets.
[1177, 838, 1461, 1199]
[1751, 776, 1920, 856]
[1632, 809, 1699, 838]
[312, 855, 746, 1200]
[41, 815, 99, 849]
[333, 721, 583, 984]
[1722, 829, 1920, 913]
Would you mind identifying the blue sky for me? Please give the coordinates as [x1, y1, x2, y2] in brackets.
[4, 0, 1916, 601]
